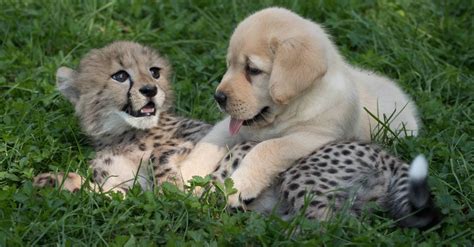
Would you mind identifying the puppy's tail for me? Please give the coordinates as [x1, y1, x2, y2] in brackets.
[385, 155, 441, 229]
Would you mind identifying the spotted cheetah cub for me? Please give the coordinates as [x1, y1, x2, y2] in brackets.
[214, 141, 441, 229]
[34, 41, 211, 193]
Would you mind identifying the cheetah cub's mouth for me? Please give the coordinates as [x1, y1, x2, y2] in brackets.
[115, 100, 160, 130]
[122, 101, 156, 117]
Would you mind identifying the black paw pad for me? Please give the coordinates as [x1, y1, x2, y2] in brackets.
[229, 205, 245, 213]
[243, 197, 255, 205]
[35, 176, 57, 187]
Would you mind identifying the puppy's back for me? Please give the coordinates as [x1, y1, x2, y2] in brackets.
[350, 66, 420, 137]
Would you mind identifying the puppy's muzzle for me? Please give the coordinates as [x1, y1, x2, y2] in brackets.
[214, 91, 227, 108]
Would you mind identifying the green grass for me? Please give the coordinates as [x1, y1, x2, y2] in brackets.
[1, 0, 473, 245]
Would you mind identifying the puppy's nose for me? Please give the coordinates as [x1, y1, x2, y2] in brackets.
[214, 91, 227, 107]
[139, 84, 157, 97]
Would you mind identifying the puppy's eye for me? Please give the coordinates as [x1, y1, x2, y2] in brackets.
[150, 67, 161, 79]
[111, 70, 129, 83]
[246, 66, 262, 76]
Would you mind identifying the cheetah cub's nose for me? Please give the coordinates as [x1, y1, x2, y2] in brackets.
[139, 85, 158, 97]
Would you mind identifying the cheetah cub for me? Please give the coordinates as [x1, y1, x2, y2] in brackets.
[34, 41, 212, 193]
[214, 141, 441, 229]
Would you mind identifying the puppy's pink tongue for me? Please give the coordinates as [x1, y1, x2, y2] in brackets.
[229, 118, 244, 136]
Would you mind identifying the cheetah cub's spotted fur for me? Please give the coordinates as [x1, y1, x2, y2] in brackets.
[214, 141, 440, 229]
[34, 42, 212, 193]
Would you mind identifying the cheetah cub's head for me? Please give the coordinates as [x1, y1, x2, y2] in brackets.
[57, 41, 172, 137]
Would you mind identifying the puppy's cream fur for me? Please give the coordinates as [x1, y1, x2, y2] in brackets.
[180, 7, 419, 206]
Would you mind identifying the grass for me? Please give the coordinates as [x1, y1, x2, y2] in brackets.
[0, 0, 473, 245]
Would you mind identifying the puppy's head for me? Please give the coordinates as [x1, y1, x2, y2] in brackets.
[216, 7, 328, 135]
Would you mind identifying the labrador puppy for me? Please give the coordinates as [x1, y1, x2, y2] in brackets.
[180, 7, 419, 207]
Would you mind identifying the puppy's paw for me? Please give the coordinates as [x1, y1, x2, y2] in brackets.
[227, 192, 257, 210]
[226, 176, 260, 209]
[227, 192, 243, 208]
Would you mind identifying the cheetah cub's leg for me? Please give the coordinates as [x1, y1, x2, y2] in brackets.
[54, 140, 202, 193]
[151, 140, 195, 188]
[212, 141, 267, 208]
[34, 152, 148, 194]
[33, 169, 130, 194]
[212, 141, 257, 184]
[212, 141, 283, 214]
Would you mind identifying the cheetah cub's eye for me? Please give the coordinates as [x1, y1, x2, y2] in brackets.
[150, 67, 160, 79]
[111, 70, 129, 83]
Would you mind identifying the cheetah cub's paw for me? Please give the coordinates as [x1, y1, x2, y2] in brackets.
[33, 172, 84, 192]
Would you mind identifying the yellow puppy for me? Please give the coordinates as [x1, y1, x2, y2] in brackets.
[180, 7, 419, 207]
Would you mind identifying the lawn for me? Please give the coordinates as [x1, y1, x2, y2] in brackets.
[0, 0, 473, 245]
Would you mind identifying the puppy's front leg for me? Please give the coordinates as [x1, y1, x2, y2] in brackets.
[180, 117, 241, 185]
[227, 132, 334, 208]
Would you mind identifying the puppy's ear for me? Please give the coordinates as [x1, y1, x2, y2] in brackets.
[56, 66, 80, 105]
[269, 36, 327, 105]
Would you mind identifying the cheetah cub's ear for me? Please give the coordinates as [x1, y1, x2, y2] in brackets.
[56, 66, 79, 105]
